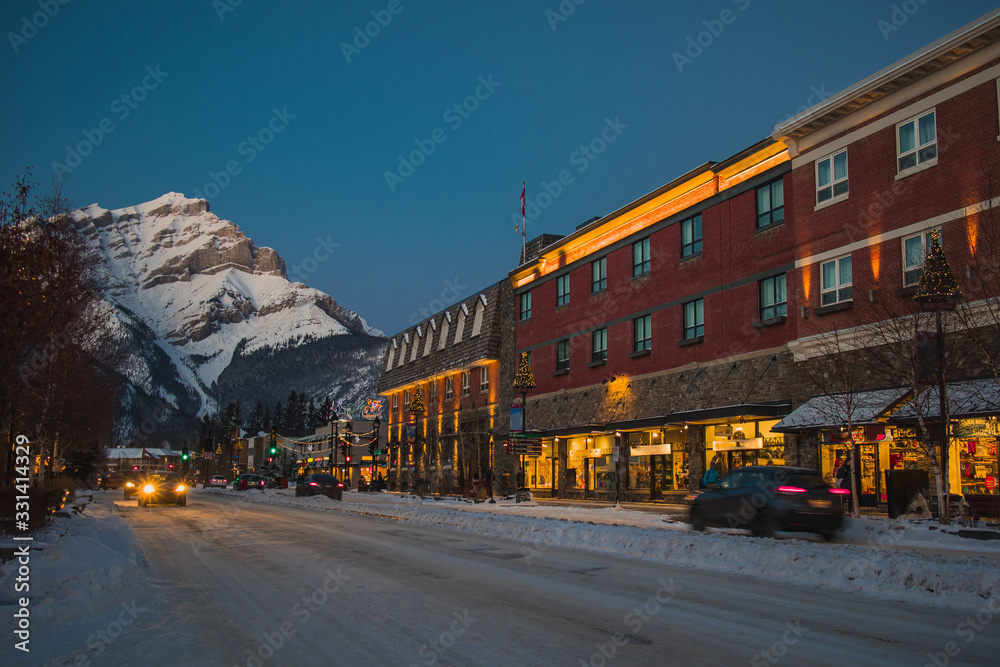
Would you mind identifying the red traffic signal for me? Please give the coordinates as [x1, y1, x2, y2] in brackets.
[345, 455, 352, 463]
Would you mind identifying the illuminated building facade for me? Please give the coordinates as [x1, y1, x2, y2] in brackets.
[377, 280, 517, 494]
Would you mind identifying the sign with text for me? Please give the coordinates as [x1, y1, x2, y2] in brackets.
[712, 438, 764, 451]
[509, 404, 524, 433]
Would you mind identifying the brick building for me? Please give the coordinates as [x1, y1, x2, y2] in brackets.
[509, 9, 1000, 503]
[377, 280, 517, 494]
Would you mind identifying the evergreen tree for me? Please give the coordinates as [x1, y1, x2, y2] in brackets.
[272, 401, 284, 431]
[245, 401, 264, 436]
[306, 397, 318, 431]
[284, 391, 299, 432]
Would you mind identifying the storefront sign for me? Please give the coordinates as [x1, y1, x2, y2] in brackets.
[569, 447, 613, 460]
[987, 476, 997, 491]
[629, 444, 672, 456]
[712, 438, 764, 451]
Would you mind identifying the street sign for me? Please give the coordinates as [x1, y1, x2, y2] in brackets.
[612, 445, 620, 463]
[204, 452, 213, 460]
[506, 432, 542, 456]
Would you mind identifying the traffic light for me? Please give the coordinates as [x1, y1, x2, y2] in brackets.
[345, 454, 351, 463]
[268, 443, 277, 456]
[266, 456, 273, 464]
[340, 443, 348, 460]
[181, 447, 189, 461]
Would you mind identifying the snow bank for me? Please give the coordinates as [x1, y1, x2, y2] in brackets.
[203, 488, 1000, 610]
[0, 494, 142, 624]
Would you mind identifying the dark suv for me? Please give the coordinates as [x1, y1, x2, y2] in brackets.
[687, 466, 847, 540]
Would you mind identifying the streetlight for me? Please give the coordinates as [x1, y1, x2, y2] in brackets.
[409, 387, 425, 495]
[327, 407, 339, 479]
[371, 415, 381, 490]
[513, 353, 536, 500]
[913, 229, 963, 524]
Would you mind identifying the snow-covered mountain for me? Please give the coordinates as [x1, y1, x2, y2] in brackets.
[69, 192, 386, 444]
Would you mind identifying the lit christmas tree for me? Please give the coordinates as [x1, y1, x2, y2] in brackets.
[408, 386, 425, 414]
[914, 229, 962, 304]
[513, 352, 535, 391]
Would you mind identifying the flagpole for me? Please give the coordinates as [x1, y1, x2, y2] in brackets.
[521, 179, 527, 265]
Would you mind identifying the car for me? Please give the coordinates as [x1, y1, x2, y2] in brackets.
[295, 473, 343, 500]
[208, 475, 229, 488]
[233, 473, 265, 490]
[123, 470, 145, 499]
[136, 470, 187, 507]
[687, 466, 847, 541]
[100, 471, 127, 490]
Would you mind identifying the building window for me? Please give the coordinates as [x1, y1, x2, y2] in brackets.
[633, 238, 650, 277]
[480, 366, 489, 391]
[903, 230, 940, 287]
[592, 328, 607, 363]
[519, 291, 532, 321]
[681, 214, 702, 257]
[634, 315, 652, 351]
[403, 390, 410, 408]
[556, 274, 570, 307]
[392, 394, 398, 412]
[821, 255, 853, 305]
[591, 258, 607, 293]
[445, 376, 453, 400]
[756, 179, 784, 228]
[897, 110, 936, 172]
[683, 299, 704, 340]
[759, 274, 787, 321]
[816, 150, 848, 203]
[462, 371, 471, 396]
[556, 340, 570, 371]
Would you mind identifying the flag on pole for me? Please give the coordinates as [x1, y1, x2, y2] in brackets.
[520, 181, 525, 218]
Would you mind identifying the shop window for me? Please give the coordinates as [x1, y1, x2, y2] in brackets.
[756, 178, 784, 228]
[821, 255, 852, 306]
[392, 394, 398, 412]
[816, 150, 848, 204]
[897, 109, 937, 173]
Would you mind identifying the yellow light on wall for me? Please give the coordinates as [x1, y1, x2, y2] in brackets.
[802, 268, 811, 301]
[870, 245, 881, 282]
[967, 216, 979, 256]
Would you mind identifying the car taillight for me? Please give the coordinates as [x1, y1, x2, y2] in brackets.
[829, 488, 851, 495]
[309, 482, 318, 486]
[777, 486, 808, 494]
[338, 483, 344, 488]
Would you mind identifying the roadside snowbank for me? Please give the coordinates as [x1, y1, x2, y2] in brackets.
[204, 487, 1000, 610]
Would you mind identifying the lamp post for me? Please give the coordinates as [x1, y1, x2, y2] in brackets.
[328, 407, 339, 478]
[913, 229, 962, 524]
[513, 353, 536, 501]
[371, 415, 381, 490]
[409, 387, 425, 494]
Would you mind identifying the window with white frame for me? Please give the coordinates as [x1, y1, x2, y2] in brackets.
[633, 238, 650, 277]
[519, 291, 532, 321]
[759, 274, 787, 321]
[392, 394, 398, 412]
[445, 376, 453, 400]
[756, 179, 784, 228]
[897, 110, 936, 173]
[682, 300, 704, 340]
[816, 150, 848, 203]
[821, 255, 853, 306]
[903, 229, 940, 287]
[480, 366, 489, 391]
[681, 214, 702, 257]
[403, 390, 410, 409]
[556, 340, 570, 371]
[634, 315, 651, 351]
[591, 258, 606, 293]
[461, 370, 471, 396]
[592, 328, 607, 363]
[556, 274, 570, 307]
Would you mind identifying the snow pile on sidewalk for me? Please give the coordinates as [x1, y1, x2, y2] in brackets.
[204, 488, 1000, 610]
[0, 494, 142, 624]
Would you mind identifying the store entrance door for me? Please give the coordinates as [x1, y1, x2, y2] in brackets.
[650, 456, 663, 501]
[858, 443, 880, 507]
[584, 458, 594, 499]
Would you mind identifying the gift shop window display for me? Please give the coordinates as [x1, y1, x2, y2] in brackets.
[954, 419, 1000, 495]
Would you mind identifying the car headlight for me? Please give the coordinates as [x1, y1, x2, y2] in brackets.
[142, 484, 155, 494]
[176, 485, 186, 492]
[126, 482, 134, 488]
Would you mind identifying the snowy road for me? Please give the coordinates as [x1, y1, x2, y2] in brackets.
[55, 493, 1000, 666]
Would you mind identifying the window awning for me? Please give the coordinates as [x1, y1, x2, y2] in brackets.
[773, 387, 909, 432]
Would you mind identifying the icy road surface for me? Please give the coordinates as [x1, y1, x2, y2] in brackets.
[19, 491, 991, 667]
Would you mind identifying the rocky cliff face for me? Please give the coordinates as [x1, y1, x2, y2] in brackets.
[70, 193, 385, 444]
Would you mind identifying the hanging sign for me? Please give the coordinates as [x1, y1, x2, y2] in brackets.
[510, 404, 524, 433]
[712, 438, 764, 451]
[986, 476, 997, 491]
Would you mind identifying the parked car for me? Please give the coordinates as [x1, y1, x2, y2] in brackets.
[136, 470, 187, 507]
[687, 466, 847, 540]
[296, 474, 343, 500]
[233, 473, 265, 490]
[123, 470, 144, 499]
[207, 475, 229, 488]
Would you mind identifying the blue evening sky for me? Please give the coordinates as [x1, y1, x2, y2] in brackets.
[2, 0, 996, 335]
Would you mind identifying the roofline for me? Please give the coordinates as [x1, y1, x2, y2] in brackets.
[772, 8, 1000, 142]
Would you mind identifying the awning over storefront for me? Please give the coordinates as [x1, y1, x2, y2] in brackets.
[543, 402, 791, 437]
[890, 378, 1000, 420]
[772, 387, 909, 432]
